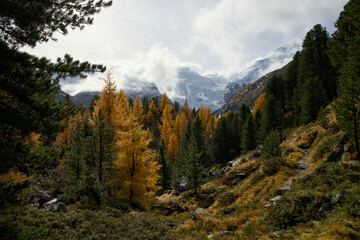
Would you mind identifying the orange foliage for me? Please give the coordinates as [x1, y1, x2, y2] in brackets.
[253, 93, 266, 115]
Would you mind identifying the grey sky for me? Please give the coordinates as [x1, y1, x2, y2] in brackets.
[23, 0, 348, 96]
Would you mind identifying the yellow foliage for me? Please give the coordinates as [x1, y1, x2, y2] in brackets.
[112, 114, 160, 210]
[133, 95, 143, 123]
[253, 93, 266, 115]
[181, 98, 191, 121]
[92, 72, 117, 124]
[24, 132, 41, 147]
[160, 119, 172, 145]
[0, 169, 32, 184]
[198, 107, 212, 126]
[168, 133, 178, 161]
[159, 93, 170, 113]
[147, 110, 155, 128]
[213, 116, 219, 130]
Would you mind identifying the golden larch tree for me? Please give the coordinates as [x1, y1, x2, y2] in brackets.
[253, 93, 266, 115]
[173, 114, 181, 139]
[160, 119, 172, 145]
[93, 72, 117, 124]
[213, 116, 219, 130]
[112, 113, 160, 210]
[181, 98, 191, 121]
[159, 93, 170, 113]
[133, 95, 143, 123]
[167, 133, 178, 161]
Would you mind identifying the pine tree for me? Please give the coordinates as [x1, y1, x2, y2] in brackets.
[242, 114, 257, 152]
[176, 117, 207, 195]
[284, 51, 300, 105]
[261, 95, 283, 136]
[266, 75, 285, 107]
[212, 117, 231, 164]
[299, 77, 326, 124]
[328, 0, 360, 157]
[158, 141, 171, 189]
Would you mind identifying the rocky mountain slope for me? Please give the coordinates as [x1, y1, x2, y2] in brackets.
[213, 63, 290, 117]
[224, 43, 300, 102]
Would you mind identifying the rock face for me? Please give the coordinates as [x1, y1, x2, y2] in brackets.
[214, 63, 290, 117]
[223, 44, 300, 103]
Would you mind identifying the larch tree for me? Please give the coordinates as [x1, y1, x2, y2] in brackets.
[92, 72, 117, 124]
[253, 93, 266, 115]
[133, 95, 144, 123]
[160, 93, 170, 113]
[112, 112, 160, 210]
[181, 99, 192, 121]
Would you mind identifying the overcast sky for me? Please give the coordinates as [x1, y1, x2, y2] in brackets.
[23, 0, 348, 95]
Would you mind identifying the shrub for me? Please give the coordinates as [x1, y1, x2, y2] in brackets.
[262, 129, 281, 159]
[262, 157, 283, 175]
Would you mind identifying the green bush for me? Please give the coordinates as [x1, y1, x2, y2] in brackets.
[262, 129, 281, 159]
[262, 157, 283, 175]
[313, 133, 343, 162]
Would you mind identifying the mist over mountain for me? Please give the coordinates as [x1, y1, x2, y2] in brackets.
[59, 44, 300, 110]
[224, 43, 301, 102]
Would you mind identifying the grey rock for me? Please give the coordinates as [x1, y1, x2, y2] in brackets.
[298, 162, 308, 170]
[264, 203, 272, 208]
[276, 187, 290, 196]
[217, 171, 225, 178]
[332, 190, 346, 205]
[50, 203, 67, 213]
[207, 231, 234, 239]
[270, 195, 281, 202]
[195, 208, 205, 213]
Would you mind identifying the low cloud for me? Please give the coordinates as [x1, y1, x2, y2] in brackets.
[190, 0, 347, 76]
[61, 43, 201, 98]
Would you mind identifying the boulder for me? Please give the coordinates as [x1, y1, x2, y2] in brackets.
[232, 173, 247, 186]
[195, 208, 205, 213]
[50, 203, 67, 213]
[270, 195, 281, 202]
[276, 187, 290, 195]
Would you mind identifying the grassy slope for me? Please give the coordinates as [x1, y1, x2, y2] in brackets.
[155, 106, 360, 239]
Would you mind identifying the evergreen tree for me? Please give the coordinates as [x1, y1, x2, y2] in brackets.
[266, 75, 285, 107]
[212, 118, 231, 164]
[328, 0, 360, 157]
[175, 117, 207, 195]
[142, 96, 149, 115]
[242, 114, 257, 152]
[158, 141, 171, 189]
[284, 51, 300, 105]
[239, 104, 251, 123]
[261, 95, 283, 136]
[299, 77, 326, 124]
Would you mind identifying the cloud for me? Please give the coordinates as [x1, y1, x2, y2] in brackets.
[61, 43, 201, 98]
[190, 0, 348, 75]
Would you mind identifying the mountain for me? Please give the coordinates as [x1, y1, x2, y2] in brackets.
[56, 82, 162, 107]
[213, 63, 290, 117]
[224, 43, 300, 102]
[173, 68, 226, 110]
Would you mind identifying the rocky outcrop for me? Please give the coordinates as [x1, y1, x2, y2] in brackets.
[213, 63, 289, 117]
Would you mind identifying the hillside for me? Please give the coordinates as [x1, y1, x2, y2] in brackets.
[214, 63, 289, 117]
[3, 105, 359, 239]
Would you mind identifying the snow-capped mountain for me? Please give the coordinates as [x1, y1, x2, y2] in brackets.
[173, 68, 226, 110]
[223, 43, 301, 102]
[59, 43, 301, 111]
